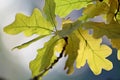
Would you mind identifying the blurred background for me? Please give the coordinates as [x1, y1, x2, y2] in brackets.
[0, 0, 120, 80]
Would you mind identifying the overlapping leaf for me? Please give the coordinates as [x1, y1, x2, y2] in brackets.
[4, 8, 54, 36]
[111, 39, 120, 60]
[83, 2, 109, 18]
[83, 21, 120, 39]
[29, 36, 60, 78]
[76, 29, 113, 75]
[106, 0, 118, 23]
[64, 32, 80, 75]
[43, 0, 56, 26]
[55, 0, 92, 17]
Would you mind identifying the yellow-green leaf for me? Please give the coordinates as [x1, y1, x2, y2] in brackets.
[83, 21, 120, 38]
[111, 39, 120, 60]
[55, 0, 92, 17]
[76, 29, 113, 75]
[43, 0, 56, 26]
[64, 31, 80, 75]
[30, 36, 59, 77]
[57, 20, 81, 37]
[83, 2, 109, 18]
[106, 0, 118, 23]
[12, 35, 48, 50]
[4, 8, 54, 36]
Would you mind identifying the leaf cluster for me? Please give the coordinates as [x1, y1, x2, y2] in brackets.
[3, 0, 120, 80]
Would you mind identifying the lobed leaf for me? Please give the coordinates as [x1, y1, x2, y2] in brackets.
[83, 21, 120, 39]
[111, 39, 120, 60]
[83, 2, 109, 18]
[76, 29, 113, 75]
[29, 36, 60, 78]
[43, 0, 56, 26]
[55, 0, 92, 17]
[106, 0, 118, 23]
[4, 8, 54, 36]
[64, 31, 80, 75]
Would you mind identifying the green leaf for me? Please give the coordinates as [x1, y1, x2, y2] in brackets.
[4, 8, 54, 36]
[29, 36, 60, 77]
[76, 29, 113, 75]
[57, 20, 81, 37]
[83, 21, 120, 39]
[12, 35, 48, 50]
[43, 0, 56, 26]
[55, 0, 92, 17]
[64, 31, 80, 75]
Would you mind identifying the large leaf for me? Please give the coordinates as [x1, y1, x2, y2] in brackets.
[76, 29, 113, 75]
[83, 21, 120, 39]
[55, 0, 92, 17]
[30, 36, 60, 78]
[43, 0, 56, 26]
[111, 39, 120, 60]
[4, 8, 54, 36]
[64, 31, 80, 75]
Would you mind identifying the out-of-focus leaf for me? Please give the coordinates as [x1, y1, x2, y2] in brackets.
[76, 29, 113, 75]
[111, 39, 120, 60]
[107, 0, 118, 23]
[55, 0, 92, 17]
[57, 20, 81, 37]
[12, 35, 48, 50]
[83, 2, 109, 18]
[83, 21, 120, 38]
[4, 8, 54, 36]
[30, 36, 59, 77]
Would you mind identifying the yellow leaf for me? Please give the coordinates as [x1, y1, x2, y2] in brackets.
[54, 39, 66, 53]
[76, 29, 113, 75]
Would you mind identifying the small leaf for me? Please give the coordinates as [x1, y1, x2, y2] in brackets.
[83, 21, 120, 39]
[12, 35, 48, 50]
[76, 29, 113, 75]
[54, 39, 66, 53]
[4, 8, 54, 36]
[43, 0, 56, 26]
[106, 0, 118, 23]
[64, 31, 80, 75]
[29, 36, 60, 77]
[111, 39, 120, 60]
[57, 20, 81, 37]
[83, 2, 109, 18]
[55, 0, 92, 17]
